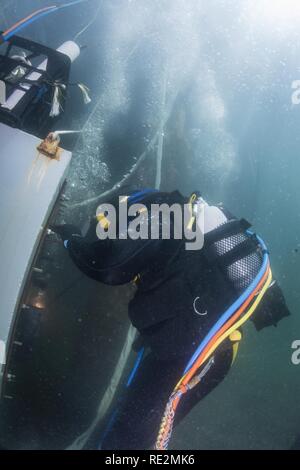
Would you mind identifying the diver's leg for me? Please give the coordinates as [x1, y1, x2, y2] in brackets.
[174, 345, 233, 426]
[101, 345, 233, 450]
[100, 353, 185, 450]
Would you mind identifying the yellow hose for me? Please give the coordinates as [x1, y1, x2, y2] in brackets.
[176, 269, 272, 390]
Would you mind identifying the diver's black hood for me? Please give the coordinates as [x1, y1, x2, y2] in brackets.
[67, 190, 188, 285]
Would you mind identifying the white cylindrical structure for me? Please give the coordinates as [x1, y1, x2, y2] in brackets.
[57, 41, 80, 63]
[2, 41, 80, 111]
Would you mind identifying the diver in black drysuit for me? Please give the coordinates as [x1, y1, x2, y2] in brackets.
[53, 189, 290, 450]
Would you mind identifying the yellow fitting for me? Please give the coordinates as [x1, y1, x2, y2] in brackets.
[133, 274, 141, 284]
[229, 330, 242, 342]
[96, 213, 110, 230]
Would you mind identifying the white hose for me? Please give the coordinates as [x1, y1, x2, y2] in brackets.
[65, 71, 171, 451]
[52, 130, 83, 139]
[69, 129, 161, 209]
[66, 323, 136, 450]
[74, 0, 103, 41]
[68, 68, 174, 209]
[155, 69, 168, 190]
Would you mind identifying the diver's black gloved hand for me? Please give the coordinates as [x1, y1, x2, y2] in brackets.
[50, 224, 82, 243]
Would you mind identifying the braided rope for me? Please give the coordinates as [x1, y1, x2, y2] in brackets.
[155, 376, 206, 450]
[156, 390, 183, 450]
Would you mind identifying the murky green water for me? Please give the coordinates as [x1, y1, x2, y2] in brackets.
[0, 0, 300, 450]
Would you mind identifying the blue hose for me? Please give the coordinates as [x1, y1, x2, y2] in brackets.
[4, 9, 57, 41]
[128, 188, 159, 204]
[183, 233, 269, 374]
[3, 0, 89, 41]
[59, 0, 89, 8]
[98, 348, 145, 449]
[126, 347, 145, 387]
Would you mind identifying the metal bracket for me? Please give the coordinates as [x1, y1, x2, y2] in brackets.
[37, 132, 62, 160]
